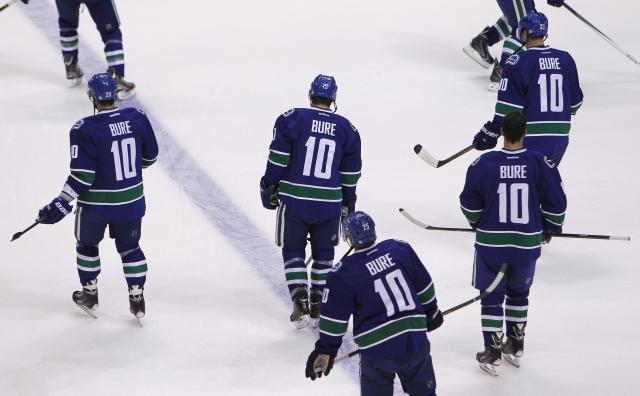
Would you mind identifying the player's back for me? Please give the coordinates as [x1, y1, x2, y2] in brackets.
[465, 149, 550, 263]
[73, 107, 158, 222]
[328, 239, 429, 358]
[275, 107, 360, 221]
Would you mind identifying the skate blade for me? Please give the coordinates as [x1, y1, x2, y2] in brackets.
[75, 303, 98, 319]
[117, 88, 136, 101]
[479, 362, 499, 377]
[463, 46, 492, 69]
[292, 315, 309, 330]
[504, 353, 520, 368]
[487, 81, 500, 92]
[67, 77, 83, 88]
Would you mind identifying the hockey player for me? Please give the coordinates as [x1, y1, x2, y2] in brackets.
[472, 11, 583, 166]
[36, 73, 158, 324]
[460, 111, 566, 376]
[260, 74, 362, 329]
[22, 0, 136, 98]
[305, 211, 443, 396]
[464, 0, 565, 91]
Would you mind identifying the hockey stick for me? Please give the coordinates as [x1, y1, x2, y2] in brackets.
[10, 220, 40, 242]
[0, 0, 17, 13]
[399, 208, 631, 241]
[563, 2, 640, 66]
[414, 143, 476, 168]
[335, 263, 508, 364]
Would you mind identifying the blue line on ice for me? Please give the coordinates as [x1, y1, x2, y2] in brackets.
[21, 0, 362, 386]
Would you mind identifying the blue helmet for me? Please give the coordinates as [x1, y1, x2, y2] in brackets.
[87, 73, 117, 102]
[342, 211, 376, 247]
[518, 12, 549, 39]
[309, 74, 338, 101]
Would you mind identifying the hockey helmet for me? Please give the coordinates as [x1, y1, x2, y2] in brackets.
[87, 72, 117, 102]
[342, 211, 377, 247]
[309, 74, 338, 102]
[518, 12, 549, 40]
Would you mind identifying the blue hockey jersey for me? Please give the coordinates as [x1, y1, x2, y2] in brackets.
[60, 107, 159, 222]
[263, 107, 362, 222]
[459, 148, 567, 264]
[316, 239, 438, 358]
[493, 46, 584, 164]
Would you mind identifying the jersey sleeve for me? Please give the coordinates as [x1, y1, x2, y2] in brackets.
[60, 125, 97, 201]
[567, 56, 584, 115]
[539, 157, 568, 234]
[140, 112, 159, 168]
[316, 271, 354, 354]
[340, 123, 362, 203]
[459, 159, 485, 227]
[493, 58, 526, 125]
[404, 243, 438, 315]
[263, 111, 296, 185]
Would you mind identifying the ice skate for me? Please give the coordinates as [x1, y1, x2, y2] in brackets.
[487, 59, 502, 92]
[308, 289, 322, 328]
[129, 285, 145, 327]
[108, 67, 136, 100]
[463, 27, 495, 69]
[64, 54, 83, 88]
[502, 324, 525, 367]
[476, 332, 503, 376]
[290, 286, 310, 329]
[72, 279, 98, 318]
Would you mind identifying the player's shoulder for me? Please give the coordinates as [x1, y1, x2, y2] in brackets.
[470, 150, 501, 167]
[524, 149, 557, 169]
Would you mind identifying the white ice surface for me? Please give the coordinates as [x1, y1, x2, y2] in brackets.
[1, 0, 639, 395]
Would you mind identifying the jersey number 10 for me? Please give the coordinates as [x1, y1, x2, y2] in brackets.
[497, 182, 529, 224]
[538, 73, 564, 113]
[111, 137, 137, 181]
[303, 136, 336, 179]
[374, 269, 416, 317]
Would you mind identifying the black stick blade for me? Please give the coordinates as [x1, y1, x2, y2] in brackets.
[10, 232, 23, 242]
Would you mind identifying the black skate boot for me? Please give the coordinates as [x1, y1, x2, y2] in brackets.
[476, 332, 503, 376]
[463, 27, 495, 69]
[488, 59, 503, 92]
[129, 285, 145, 327]
[309, 289, 323, 328]
[64, 54, 83, 87]
[107, 67, 136, 100]
[72, 279, 98, 318]
[502, 324, 525, 367]
[290, 286, 310, 329]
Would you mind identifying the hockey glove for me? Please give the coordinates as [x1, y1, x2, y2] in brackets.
[340, 198, 356, 241]
[473, 121, 500, 151]
[38, 197, 73, 224]
[426, 308, 444, 332]
[259, 177, 278, 210]
[305, 349, 336, 380]
[542, 233, 553, 245]
[20, 0, 30, 4]
[547, 0, 565, 7]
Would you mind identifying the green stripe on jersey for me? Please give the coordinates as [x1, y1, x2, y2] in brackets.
[268, 151, 290, 166]
[319, 316, 349, 336]
[142, 158, 157, 168]
[543, 211, 565, 225]
[78, 183, 144, 205]
[571, 102, 583, 114]
[71, 170, 96, 185]
[340, 171, 361, 186]
[476, 230, 542, 249]
[526, 122, 571, 135]
[461, 207, 483, 223]
[279, 181, 342, 202]
[354, 316, 427, 349]
[495, 102, 523, 116]
[417, 284, 435, 305]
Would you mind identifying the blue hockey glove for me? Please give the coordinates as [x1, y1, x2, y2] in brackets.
[305, 348, 336, 380]
[426, 308, 444, 332]
[547, 0, 565, 7]
[20, 0, 30, 4]
[473, 121, 500, 151]
[259, 177, 279, 210]
[340, 198, 356, 241]
[38, 197, 73, 224]
[542, 233, 553, 244]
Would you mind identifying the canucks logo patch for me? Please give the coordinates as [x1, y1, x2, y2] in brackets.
[72, 119, 85, 129]
[282, 108, 295, 117]
[544, 155, 556, 168]
[350, 122, 358, 133]
[506, 54, 520, 66]
[471, 156, 481, 166]
[331, 261, 343, 272]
